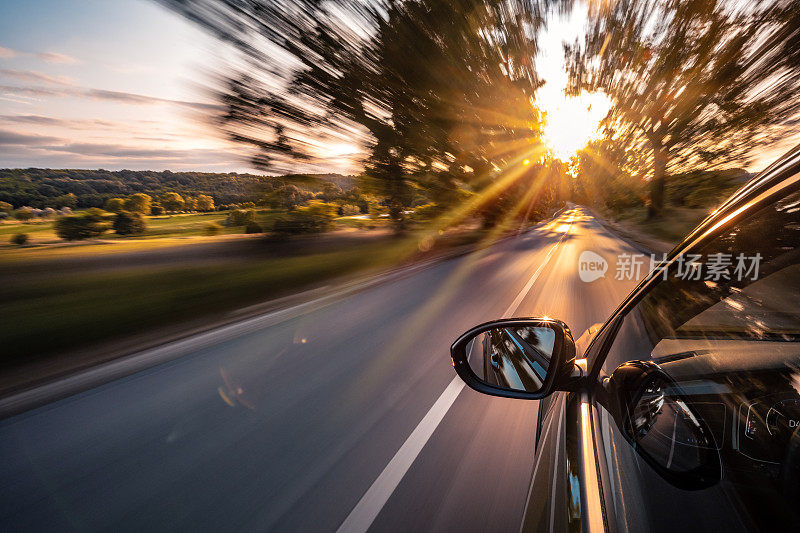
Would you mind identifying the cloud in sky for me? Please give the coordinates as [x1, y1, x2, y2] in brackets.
[0, 83, 221, 112]
[1, 69, 73, 86]
[0, 45, 80, 64]
[0, 128, 60, 145]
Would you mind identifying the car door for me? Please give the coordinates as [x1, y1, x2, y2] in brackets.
[587, 173, 800, 532]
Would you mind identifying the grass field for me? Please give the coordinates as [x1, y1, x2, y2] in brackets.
[0, 225, 485, 368]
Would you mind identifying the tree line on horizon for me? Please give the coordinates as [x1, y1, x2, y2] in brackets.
[0, 168, 359, 210]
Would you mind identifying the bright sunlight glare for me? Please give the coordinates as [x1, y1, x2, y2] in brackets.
[540, 91, 611, 160]
[535, 9, 611, 161]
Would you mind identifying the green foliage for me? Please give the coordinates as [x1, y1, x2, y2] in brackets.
[196, 194, 215, 212]
[104, 197, 126, 213]
[11, 233, 28, 245]
[0, 201, 12, 213]
[410, 203, 442, 222]
[204, 222, 222, 236]
[161, 192, 184, 212]
[244, 222, 263, 234]
[54, 215, 107, 241]
[338, 204, 361, 217]
[226, 209, 256, 226]
[14, 207, 33, 221]
[162, 0, 545, 231]
[124, 193, 152, 215]
[150, 203, 164, 216]
[113, 211, 147, 236]
[49, 193, 77, 209]
[272, 201, 336, 235]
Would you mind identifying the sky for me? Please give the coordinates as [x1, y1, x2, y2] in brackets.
[0, 1, 792, 174]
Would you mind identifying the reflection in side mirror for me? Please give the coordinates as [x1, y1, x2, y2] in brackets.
[451, 318, 576, 400]
[607, 361, 722, 490]
[466, 325, 555, 393]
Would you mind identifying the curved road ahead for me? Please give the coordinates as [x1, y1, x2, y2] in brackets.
[1, 207, 643, 532]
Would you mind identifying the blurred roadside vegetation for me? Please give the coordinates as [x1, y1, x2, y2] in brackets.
[570, 138, 752, 245]
[0, 221, 520, 370]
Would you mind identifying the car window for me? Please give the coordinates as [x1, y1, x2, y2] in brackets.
[596, 183, 800, 531]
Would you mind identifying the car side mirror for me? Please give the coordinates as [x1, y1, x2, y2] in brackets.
[450, 318, 577, 400]
[604, 360, 722, 489]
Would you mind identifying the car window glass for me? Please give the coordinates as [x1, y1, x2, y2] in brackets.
[597, 184, 800, 531]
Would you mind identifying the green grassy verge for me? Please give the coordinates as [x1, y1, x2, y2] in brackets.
[0, 229, 482, 368]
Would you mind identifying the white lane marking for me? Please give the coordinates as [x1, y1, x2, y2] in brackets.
[336, 377, 465, 533]
[337, 221, 572, 533]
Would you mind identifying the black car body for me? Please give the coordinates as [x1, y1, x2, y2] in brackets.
[452, 145, 800, 532]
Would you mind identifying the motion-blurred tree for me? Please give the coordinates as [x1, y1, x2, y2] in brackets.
[160, 0, 549, 230]
[566, 0, 800, 217]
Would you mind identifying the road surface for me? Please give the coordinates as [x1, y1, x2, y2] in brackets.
[0, 207, 644, 532]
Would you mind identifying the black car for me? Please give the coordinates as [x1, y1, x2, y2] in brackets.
[451, 145, 800, 532]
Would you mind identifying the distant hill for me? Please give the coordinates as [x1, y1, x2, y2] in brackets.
[0, 168, 358, 208]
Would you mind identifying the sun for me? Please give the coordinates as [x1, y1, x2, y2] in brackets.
[539, 90, 611, 160]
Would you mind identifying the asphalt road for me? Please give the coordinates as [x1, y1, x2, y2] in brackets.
[0, 207, 643, 532]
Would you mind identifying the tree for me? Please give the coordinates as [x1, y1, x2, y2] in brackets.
[566, 0, 800, 217]
[226, 209, 256, 226]
[14, 207, 33, 221]
[160, 0, 547, 231]
[50, 193, 77, 209]
[104, 197, 126, 213]
[54, 215, 107, 241]
[196, 194, 215, 212]
[161, 192, 184, 213]
[113, 211, 147, 235]
[150, 203, 164, 216]
[0, 201, 12, 213]
[272, 201, 336, 235]
[124, 193, 152, 215]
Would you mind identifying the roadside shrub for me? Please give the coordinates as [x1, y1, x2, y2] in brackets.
[225, 209, 256, 226]
[245, 222, 263, 234]
[0, 212, 8, 220]
[113, 211, 147, 235]
[54, 215, 107, 241]
[42, 207, 57, 218]
[0, 201, 13, 213]
[150, 203, 164, 216]
[14, 207, 33, 221]
[11, 233, 28, 245]
[272, 201, 336, 235]
[204, 222, 222, 236]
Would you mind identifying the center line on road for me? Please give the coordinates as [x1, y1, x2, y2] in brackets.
[336, 219, 572, 533]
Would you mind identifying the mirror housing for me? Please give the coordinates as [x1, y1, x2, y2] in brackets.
[450, 318, 578, 400]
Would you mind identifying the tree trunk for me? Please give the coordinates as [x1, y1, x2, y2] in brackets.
[647, 140, 667, 219]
